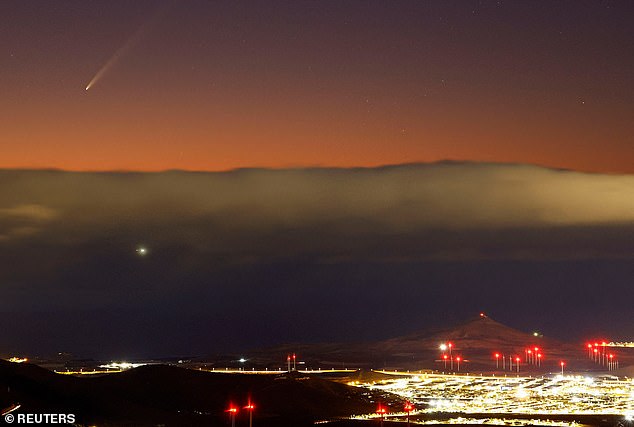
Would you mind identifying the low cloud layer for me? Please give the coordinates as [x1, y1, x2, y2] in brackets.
[2, 162, 634, 232]
[1, 162, 632, 356]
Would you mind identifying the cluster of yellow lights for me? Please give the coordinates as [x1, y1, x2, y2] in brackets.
[7, 357, 28, 363]
[354, 372, 634, 417]
[352, 414, 580, 426]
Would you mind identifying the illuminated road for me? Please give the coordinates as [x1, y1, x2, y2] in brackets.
[608, 342, 634, 348]
[56, 369, 124, 375]
[200, 368, 358, 374]
[56, 367, 358, 376]
[1, 404, 21, 416]
[354, 371, 634, 417]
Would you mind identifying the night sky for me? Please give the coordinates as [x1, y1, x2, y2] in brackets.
[1, 1, 633, 358]
[2, 0, 633, 172]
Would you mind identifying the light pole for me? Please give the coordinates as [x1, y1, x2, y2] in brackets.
[226, 405, 238, 427]
[439, 343, 447, 370]
[516, 357, 520, 373]
[587, 344, 593, 359]
[560, 361, 565, 376]
[404, 402, 414, 427]
[244, 400, 255, 427]
[456, 356, 461, 372]
[376, 405, 387, 427]
[494, 353, 500, 370]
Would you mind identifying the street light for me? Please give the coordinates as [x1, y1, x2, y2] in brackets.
[456, 356, 461, 372]
[244, 400, 255, 427]
[560, 361, 565, 376]
[443, 354, 448, 370]
[515, 357, 520, 373]
[226, 405, 238, 427]
[376, 404, 387, 427]
[404, 402, 414, 426]
[587, 343, 593, 359]
[494, 353, 500, 370]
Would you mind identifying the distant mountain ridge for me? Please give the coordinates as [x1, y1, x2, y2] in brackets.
[248, 313, 564, 370]
[377, 314, 558, 352]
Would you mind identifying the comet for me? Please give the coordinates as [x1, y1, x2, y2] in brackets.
[84, 2, 170, 91]
[85, 49, 125, 91]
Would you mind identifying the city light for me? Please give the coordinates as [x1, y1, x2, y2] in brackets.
[356, 372, 634, 416]
[99, 362, 145, 370]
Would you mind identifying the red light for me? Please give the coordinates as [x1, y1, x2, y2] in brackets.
[537, 353, 542, 358]
[292, 353, 296, 359]
[443, 354, 448, 360]
[587, 344, 592, 348]
[609, 354, 614, 359]
[448, 342, 453, 348]
[480, 312, 485, 317]
[560, 361, 565, 366]
[244, 398, 255, 411]
[534, 347, 539, 351]
[456, 356, 461, 361]
[494, 353, 500, 358]
[527, 350, 532, 354]
[376, 405, 387, 415]
[515, 357, 520, 362]
[594, 348, 598, 353]
[404, 402, 414, 412]
[226, 407, 238, 414]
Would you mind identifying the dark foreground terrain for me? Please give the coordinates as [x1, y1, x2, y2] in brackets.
[0, 360, 399, 426]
